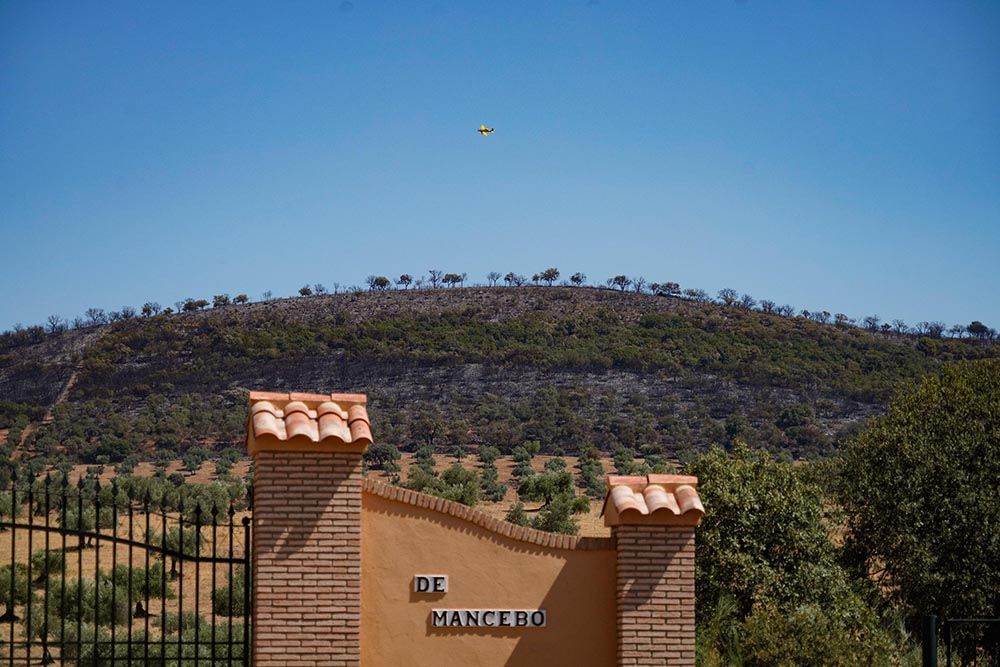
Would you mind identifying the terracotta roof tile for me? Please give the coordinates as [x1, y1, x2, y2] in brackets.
[246, 391, 371, 455]
[602, 474, 704, 527]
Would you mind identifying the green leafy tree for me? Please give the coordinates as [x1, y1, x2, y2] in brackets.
[410, 403, 447, 449]
[510, 444, 536, 481]
[412, 444, 436, 476]
[505, 502, 528, 526]
[0, 563, 29, 617]
[405, 464, 480, 506]
[367, 275, 391, 291]
[967, 320, 990, 339]
[613, 446, 637, 475]
[841, 359, 1000, 621]
[477, 445, 506, 502]
[689, 444, 894, 663]
[540, 267, 560, 286]
[212, 565, 246, 616]
[543, 456, 566, 472]
[364, 442, 401, 471]
[577, 446, 607, 499]
[446, 418, 470, 461]
[515, 468, 589, 535]
[717, 288, 738, 306]
[608, 275, 631, 291]
[479, 459, 506, 502]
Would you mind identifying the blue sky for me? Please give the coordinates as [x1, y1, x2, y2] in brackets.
[2, 1, 998, 330]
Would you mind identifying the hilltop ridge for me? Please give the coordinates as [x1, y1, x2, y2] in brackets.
[1, 286, 996, 465]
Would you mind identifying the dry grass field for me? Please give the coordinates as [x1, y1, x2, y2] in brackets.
[0, 508, 249, 660]
[1, 452, 613, 658]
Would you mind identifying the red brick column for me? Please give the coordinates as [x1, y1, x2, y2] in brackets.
[603, 475, 704, 667]
[246, 392, 372, 667]
[253, 451, 363, 666]
[614, 525, 696, 666]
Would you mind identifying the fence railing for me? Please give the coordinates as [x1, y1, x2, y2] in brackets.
[923, 614, 1000, 667]
[0, 471, 252, 665]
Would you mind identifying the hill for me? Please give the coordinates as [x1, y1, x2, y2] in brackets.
[1, 286, 996, 465]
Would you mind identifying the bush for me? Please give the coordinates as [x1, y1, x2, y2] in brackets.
[505, 502, 528, 526]
[30, 549, 64, 578]
[405, 464, 481, 506]
[46, 620, 246, 666]
[108, 562, 173, 600]
[689, 443, 896, 662]
[215, 457, 233, 476]
[478, 459, 507, 502]
[515, 469, 589, 535]
[212, 565, 246, 616]
[0, 563, 29, 610]
[577, 447, 607, 499]
[740, 602, 894, 666]
[612, 446, 640, 475]
[527, 493, 589, 535]
[412, 444, 436, 476]
[43, 575, 131, 627]
[510, 444, 535, 481]
[364, 442, 401, 471]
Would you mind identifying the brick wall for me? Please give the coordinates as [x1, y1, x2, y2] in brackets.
[614, 525, 696, 666]
[253, 450, 363, 667]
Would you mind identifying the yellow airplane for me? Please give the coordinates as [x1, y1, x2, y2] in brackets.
[478, 124, 495, 137]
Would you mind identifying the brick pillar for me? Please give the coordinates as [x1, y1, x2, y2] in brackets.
[246, 392, 372, 667]
[614, 525, 696, 666]
[603, 475, 704, 667]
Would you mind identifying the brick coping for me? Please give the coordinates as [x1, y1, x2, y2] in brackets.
[362, 478, 614, 551]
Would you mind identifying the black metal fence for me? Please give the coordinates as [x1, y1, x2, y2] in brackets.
[924, 615, 1000, 667]
[0, 471, 252, 665]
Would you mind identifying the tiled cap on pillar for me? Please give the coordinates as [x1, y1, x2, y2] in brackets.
[246, 390, 373, 456]
[602, 474, 705, 527]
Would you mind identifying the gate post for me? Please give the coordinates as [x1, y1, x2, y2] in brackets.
[246, 392, 372, 667]
[922, 614, 937, 667]
[603, 475, 704, 667]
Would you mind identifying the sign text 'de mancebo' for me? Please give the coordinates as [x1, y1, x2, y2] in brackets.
[431, 609, 547, 628]
[413, 575, 448, 593]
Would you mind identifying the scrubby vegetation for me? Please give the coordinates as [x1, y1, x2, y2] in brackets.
[3, 286, 997, 471]
[1, 283, 997, 662]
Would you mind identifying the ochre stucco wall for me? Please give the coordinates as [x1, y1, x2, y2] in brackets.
[361, 492, 617, 666]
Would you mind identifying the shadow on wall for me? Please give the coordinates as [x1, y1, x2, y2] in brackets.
[362, 494, 617, 667]
[255, 452, 359, 562]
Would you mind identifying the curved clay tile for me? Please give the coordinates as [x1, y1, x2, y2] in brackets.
[347, 404, 369, 425]
[350, 419, 373, 444]
[318, 412, 352, 442]
[602, 474, 705, 526]
[252, 411, 282, 439]
[285, 410, 318, 440]
[250, 401, 278, 417]
[643, 484, 680, 515]
[248, 391, 372, 450]
[674, 485, 705, 515]
[283, 401, 310, 417]
[317, 401, 348, 420]
[610, 485, 642, 513]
